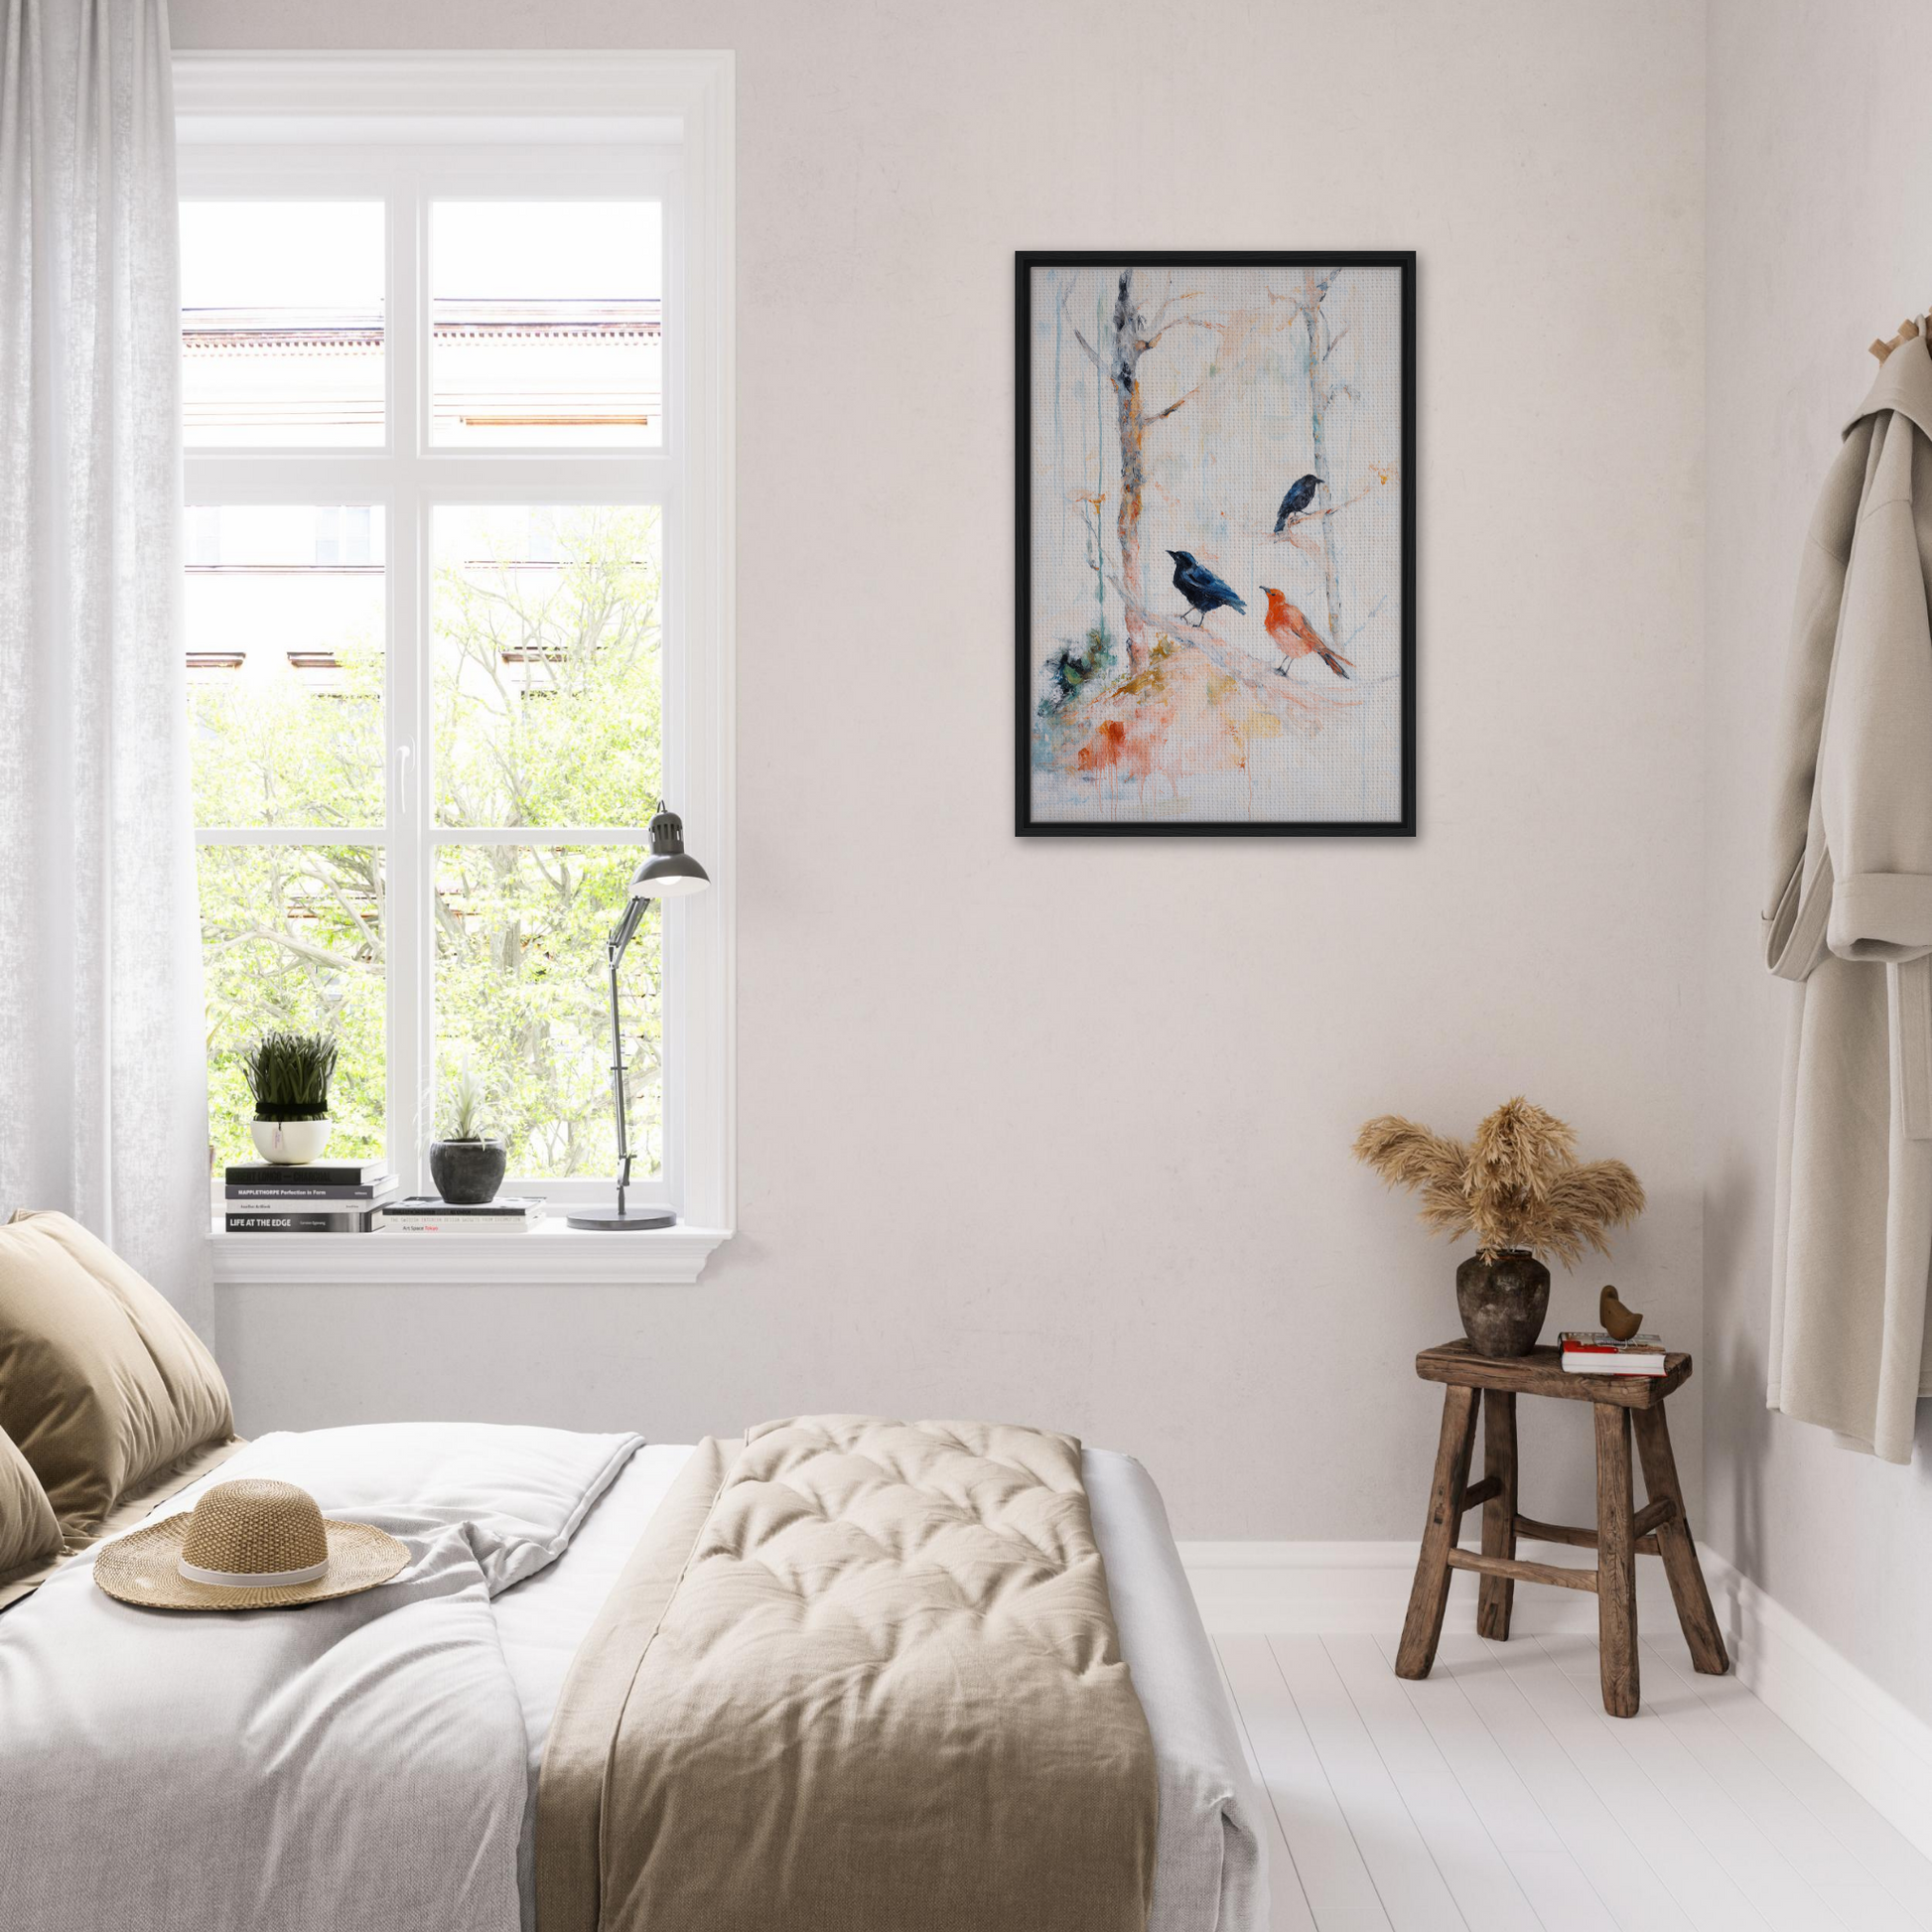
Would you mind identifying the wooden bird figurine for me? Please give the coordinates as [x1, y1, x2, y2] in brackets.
[1599, 1285, 1643, 1341]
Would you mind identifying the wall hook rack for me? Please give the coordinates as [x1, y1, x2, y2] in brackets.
[1869, 314, 1928, 363]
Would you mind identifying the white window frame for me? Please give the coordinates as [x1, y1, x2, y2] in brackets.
[178, 54, 735, 1285]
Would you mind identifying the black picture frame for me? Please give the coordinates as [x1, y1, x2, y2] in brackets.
[1015, 249, 1417, 838]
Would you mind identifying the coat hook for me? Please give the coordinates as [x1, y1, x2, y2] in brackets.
[1871, 313, 1931, 363]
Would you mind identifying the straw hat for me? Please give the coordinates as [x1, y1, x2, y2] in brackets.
[93, 1478, 409, 1610]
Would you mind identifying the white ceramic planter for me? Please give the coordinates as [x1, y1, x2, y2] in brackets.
[250, 1118, 334, 1165]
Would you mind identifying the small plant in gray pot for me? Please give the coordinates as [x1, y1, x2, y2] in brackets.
[1352, 1098, 1647, 1357]
[243, 1032, 339, 1166]
[429, 1068, 508, 1206]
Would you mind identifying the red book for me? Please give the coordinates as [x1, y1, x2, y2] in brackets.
[1559, 1329, 1666, 1375]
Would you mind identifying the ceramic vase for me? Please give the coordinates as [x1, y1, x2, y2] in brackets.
[1454, 1249, 1551, 1357]
[428, 1139, 507, 1206]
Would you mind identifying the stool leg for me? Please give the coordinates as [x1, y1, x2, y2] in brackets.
[1476, 1389, 1518, 1640]
[1593, 1401, 1640, 1718]
[1632, 1405, 1729, 1676]
[1397, 1384, 1479, 1680]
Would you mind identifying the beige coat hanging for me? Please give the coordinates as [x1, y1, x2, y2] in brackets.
[1765, 334, 1932, 1461]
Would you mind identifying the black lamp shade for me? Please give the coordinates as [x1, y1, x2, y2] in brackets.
[629, 805, 710, 900]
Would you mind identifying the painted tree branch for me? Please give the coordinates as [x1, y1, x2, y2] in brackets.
[1145, 287, 1207, 334]
[1064, 269, 1218, 670]
[1253, 475, 1387, 546]
[1147, 377, 1207, 424]
[1297, 272, 1347, 646]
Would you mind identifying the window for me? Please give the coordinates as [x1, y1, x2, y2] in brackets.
[176, 55, 735, 1278]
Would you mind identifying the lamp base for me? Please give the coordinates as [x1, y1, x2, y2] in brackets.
[566, 1205, 678, 1231]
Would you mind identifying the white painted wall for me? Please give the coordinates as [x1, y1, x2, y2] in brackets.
[1704, 0, 1932, 1729]
[175, 0, 1707, 1541]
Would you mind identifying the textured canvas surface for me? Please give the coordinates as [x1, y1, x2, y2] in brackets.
[1025, 261, 1407, 828]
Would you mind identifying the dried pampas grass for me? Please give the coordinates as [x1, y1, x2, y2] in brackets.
[1352, 1096, 1644, 1266]
[1351, 1116, 1473, 1239]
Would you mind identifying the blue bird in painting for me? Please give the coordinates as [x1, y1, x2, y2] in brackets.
[1273, 473, 1324, 532]
[1167, 550, 1247, 625]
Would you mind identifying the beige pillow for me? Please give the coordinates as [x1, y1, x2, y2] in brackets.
[0, 1423, 62, 1583]
[0, 1211, 233, 1532]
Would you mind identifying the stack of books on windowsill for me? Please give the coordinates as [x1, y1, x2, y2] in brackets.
[378, 1196, 547, 1235]
[1559, 1330, 1669, 1377]
[223, 1160, 396, 1233]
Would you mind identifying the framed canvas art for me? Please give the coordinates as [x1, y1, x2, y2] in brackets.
[1016, 251, 1416, 836]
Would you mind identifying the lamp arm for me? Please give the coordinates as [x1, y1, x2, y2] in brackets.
[605, 895, 652, 1217]
[609, 893, 648, 960]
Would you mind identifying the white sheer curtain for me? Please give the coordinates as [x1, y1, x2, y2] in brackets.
[0, 0, 208, 1329]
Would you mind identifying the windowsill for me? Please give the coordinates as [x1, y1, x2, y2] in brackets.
[208, 1218, 731, 1285]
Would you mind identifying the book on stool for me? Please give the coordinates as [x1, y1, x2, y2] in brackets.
[1560, 1328, 1666, 1376]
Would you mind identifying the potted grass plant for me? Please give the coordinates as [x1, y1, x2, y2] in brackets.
[1352, 1097, 1646, 1357]
[428, 1067, 508, 1206]
[243, 1032, 339, 1166]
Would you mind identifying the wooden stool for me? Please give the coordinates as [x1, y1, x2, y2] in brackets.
[1394, 1339, 1727, 1718]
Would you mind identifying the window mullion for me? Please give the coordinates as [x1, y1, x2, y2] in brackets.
[194, 827, 390, 846]
[431, 826, 651, 846]
[386, 162, 427, 1198]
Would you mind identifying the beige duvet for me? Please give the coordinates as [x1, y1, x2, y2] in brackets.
[535, 1416, 1161, 1932]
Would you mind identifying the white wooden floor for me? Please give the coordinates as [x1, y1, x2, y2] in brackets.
[1214, 1629, 1932, 1931]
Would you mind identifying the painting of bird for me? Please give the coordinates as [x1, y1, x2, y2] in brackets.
[1273, 474, 1323, 532]
[1260, 588, 1353, 679]
[1167, 550, 1247, 625]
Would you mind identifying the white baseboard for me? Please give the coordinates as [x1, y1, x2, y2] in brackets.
[1179, 1538, 1932, 1866]
[1176, 1537, 1680, 1638]
[1698, 1546, 1932, 1864]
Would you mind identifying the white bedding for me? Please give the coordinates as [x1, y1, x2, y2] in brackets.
[0, 1427, 1265, 1932]
[0, 1424, 640, 1932]
[491, 1444, 1267, 1932]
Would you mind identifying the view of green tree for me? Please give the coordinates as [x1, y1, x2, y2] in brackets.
[433, 846, 658, 1176]
[434, 505, 661, 827]
[188, 573, 383, 829]
[194, 505, 664, 1177]
[200, 844, 386, 1167]
[431, 506, 663, 1173]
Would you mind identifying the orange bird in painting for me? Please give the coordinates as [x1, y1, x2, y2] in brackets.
[1260, 588, 1353, 680]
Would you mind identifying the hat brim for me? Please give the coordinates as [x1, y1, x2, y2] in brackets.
[93, 1514, 410, 1611]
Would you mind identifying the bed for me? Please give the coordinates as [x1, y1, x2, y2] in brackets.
[0, 1215, 1264, 1929]
[0, 1420, 1266, 1932]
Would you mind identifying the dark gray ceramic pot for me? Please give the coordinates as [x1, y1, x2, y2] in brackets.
[428, 1138, 507, 1206]
[1454, 1250, 1551, 1357]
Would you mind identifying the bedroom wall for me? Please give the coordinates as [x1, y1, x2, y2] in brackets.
[1704, 0, 1932, 1725]
[174, 0, 1707, 1541]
